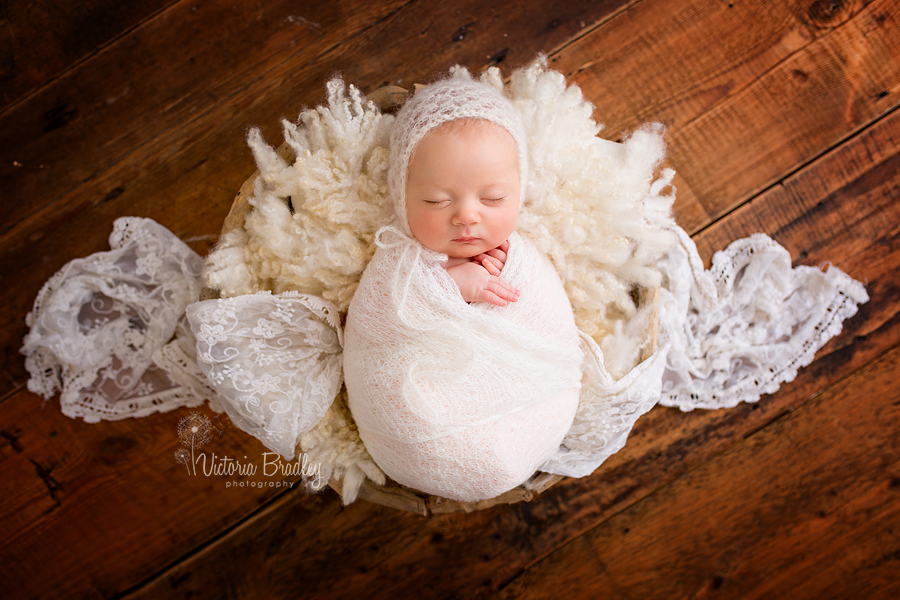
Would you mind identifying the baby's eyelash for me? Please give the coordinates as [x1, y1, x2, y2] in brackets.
[483, 197, 506, 203]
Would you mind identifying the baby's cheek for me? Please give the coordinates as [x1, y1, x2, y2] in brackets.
[408, 211, 443, 247]
[496, 207, 519, 241]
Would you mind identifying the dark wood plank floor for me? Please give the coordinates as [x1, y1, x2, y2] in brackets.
[1, 1, 898, 598]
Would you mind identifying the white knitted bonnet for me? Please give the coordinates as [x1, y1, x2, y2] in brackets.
[388, 69, 528, 235]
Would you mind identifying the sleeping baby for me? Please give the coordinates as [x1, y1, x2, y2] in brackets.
[343, 76, 585, 502]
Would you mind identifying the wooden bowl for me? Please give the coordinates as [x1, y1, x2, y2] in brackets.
[204, 86, 660, 515]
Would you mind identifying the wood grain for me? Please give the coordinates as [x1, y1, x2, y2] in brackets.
[0, 389, 310, 598]
[497, 343, 900, 600]
[116, 108, 898, 599]
[555, 0, 877, 134]
[552, 0, 899, 226]
[0, 0, 636, 393]
[0, 0, 408, 234]
[2, 0, 899, 598]
[673, 0, 900, 220]
[693, 105, 900, 269]
[0, 0, 179, 110]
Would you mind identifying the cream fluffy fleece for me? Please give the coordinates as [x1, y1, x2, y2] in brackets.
[203, 57, 676, 501]
[204, 79, 395, 312]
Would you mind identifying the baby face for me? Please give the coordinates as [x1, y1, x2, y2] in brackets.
[405, 119, 520, 259]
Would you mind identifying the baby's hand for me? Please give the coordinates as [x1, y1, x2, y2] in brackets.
[471, 240, 510, 277]
[446, 260, 520, 307]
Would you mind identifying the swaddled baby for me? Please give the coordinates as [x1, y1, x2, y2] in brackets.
[343, 76, 584, 502]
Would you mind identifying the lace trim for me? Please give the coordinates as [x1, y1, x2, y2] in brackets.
[540, 334, 666, 477]
[21, 217, 211, 422]
[657, 227, 869, 411]
[21, 217, 870, 495]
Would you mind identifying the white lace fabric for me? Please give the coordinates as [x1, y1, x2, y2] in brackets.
[21, 217, 213, 421]
[657, 227, 869, 410]
[20, 218, 869, 499]
[186, 292, 343, 461]
[541, 334, 667, 478]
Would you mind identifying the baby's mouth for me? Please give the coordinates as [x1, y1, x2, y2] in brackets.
[452, 237, 479, 243]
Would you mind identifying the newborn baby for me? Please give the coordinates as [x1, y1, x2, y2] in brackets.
[343, 75, 584, 502]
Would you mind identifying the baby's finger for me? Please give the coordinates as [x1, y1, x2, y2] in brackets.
[483, 247, 507, 265]
[486, 279, 520, 303]
[477, 254, 503, 276]
[479, 290, 508, 307]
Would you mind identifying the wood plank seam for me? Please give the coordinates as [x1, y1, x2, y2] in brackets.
[667, 0, 899, 221]
[690, 102, 900, 239]
[0, 382, 28, 408]
[108, 483, 302, 600]
[496, 522, 617, 594]
[0, 0, 413, 238]
[545, 0, 642, 61]
[674, 0, 883, 136]
[255, 0, 418, 86]
[0, 0, 184, 120]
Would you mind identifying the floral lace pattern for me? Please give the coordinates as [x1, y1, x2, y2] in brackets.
[21, 217, 210, 421]
[656, 227, 869, 411]
[186, 292, 343, 460]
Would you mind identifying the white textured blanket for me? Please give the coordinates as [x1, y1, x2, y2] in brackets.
[344, 230, 583, 501]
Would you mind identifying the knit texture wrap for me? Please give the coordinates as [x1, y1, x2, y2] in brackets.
[388, 70, 528, 235]
[344, 230, 583, 501]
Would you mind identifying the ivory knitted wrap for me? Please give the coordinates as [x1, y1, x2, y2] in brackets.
[346, 67, 584, 501]
[344, 230, 583, 501]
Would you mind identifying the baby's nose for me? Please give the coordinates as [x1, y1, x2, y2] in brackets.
[453, 200, 481, 225]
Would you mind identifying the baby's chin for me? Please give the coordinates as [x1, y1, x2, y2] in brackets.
[442, 239, 505, 258]
[446, 248, 484, 259]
